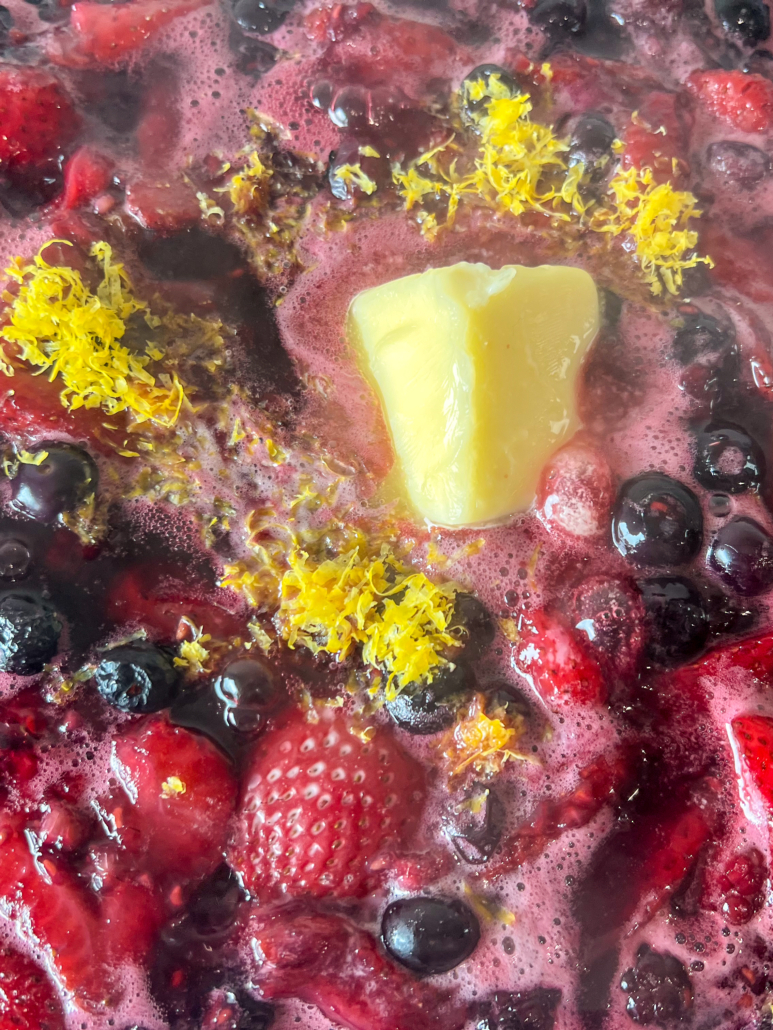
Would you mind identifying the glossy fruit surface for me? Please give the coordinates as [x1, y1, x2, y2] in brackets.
[619, 945, 692, 1025]
[709, 517, 773, 595]
[693, 422, 764, 494]
[638, 576, 709, 665]
[10, 444, 98, 522]
[612, 475, 703, 567]
[0, 594, 61, 674]
[94, 645, 179, 713]
[381, 896, 480, 974]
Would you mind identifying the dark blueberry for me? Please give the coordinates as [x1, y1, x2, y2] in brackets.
[449, 593, 495, 658]
[231, 0, 294, 34]
[601, 289, 624, 327]
[612, 475, 703, 567]
[445, 784, 505, 864]
[620, 944, 692, 1025]
[715, 0, 770, 44]
[214, 658, 280, 733]
[94, 645, 179, 713]
[638, 576, 709, 665]
[0, 540, 31, 581]
[229, 31, 279, 76]
[385, 661, 474, 735]
[310, 80, 333, 110]
[477, 987, 562, 1030]
[709, 516, 773, 596]
[23, 0, 71, 24]
[531, 0, 587, 36]
[693, 422, 765, 494]
[0, 594, 61, 674]
[381, 896, 480, 974]
[484, 682, 532, 722]
[9, 444, 98, 523]
[230, 991, 274, 1030]
[568, 112, 616, 169]
[460, 64, 517, 124]
[671, 311, 733, 366]
[77, 70, 144, 135]
[0, 161, 65, 217]
[186, 864, 244, 940]
[705, 140, 771, 186]
[138, 227, 244, 281]
[0, 6, 12, 35]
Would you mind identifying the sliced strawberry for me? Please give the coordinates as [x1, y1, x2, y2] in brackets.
[686, 70, 773, 133]
[61, 146, 114, 210]
[0, 946, 65, 1030]
[514, 608, 607, 710]
[729, 714, 773, 818]
[111, 715, 237, 883]
[621, 91, 690, 182]
[636, 806, 712, 926]
[0, 66, 79, 168]
[245, 903, 468, 1030]
[230, 707, 426, 901]
[125, 178, 200, 232]
[537, 439, 614, 539]
[692, 631, 773, 681]
[64, 0, 207, 65]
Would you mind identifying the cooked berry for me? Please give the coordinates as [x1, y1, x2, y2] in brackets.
[569, 112, 616, 169]
[0, 594, 61, 675]
[10, 444, 97, 523]
[478, 987, 562, 1030]
[213, 657, 280, 733]
[138, 227, 244, 281]
[461, 64, 517, 124]
[328, 138, 388, 201]
[705, 140, 771, 186]
[186, 864, 244, 939]
[94, 645, 179, 713]
[228, 27, 279, 76]
[709, 516, 773, 595]
[532, 0, 587, 35]
[0, 6, 12, 38]
[693, 422, 765, 494]
[22, 0, 70, 25]
[572, 576, 646, 676]
[381, 897, 480, 975]
[385, 661, 474, 735]
[715, 0, 770, 44]
[638, 576, 709, 665]
[445, 784, 505, 864]
[671, 312, 733, 366]
[231, 0, 293, 34]
[0, 540, 30, 581]
[449, 593, 495, 658]
[717, 848, 767, 925]
[620, 944, 692, 1025]
[484, 682, 532, 722]
[612, 475, 703, 567]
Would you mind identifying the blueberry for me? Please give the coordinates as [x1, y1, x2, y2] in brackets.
[381, 897, 480, 974]
[460, 64, 517, 124]
[0, 540, 30, 581]
[484, 682, 532, 722]
[478, 987, 562, 1030]
[0, 162, 66, 218]
[612, 475, 703, 568]
[228, 28, 279, 76]
[705, 140, 771, 186]
[95, 645, 179, 713]
[568, 112, 616, 169]
[0, 594, 61, 674]
[694, 422, 765, 494]
[0, 5, 12, 37]
[449, 593, 495, 658]
[638, 576, 709, 665]
[214, 658, 280, 733]
[138, 228, 244, 281]
[78, 70, 144, 135]
[620, 944, 692, 1025]
[22, 0, 70, 24]
[531, 0, 587, 36]
[385, 661, 474, 735]
[671, 311, 733, 366]
[10, 444, 98, 523]
[445, 784, 505, 864]
[709, 516, 773, 596]
[231, 0, 294, 34]
[715, 0, 770, 44]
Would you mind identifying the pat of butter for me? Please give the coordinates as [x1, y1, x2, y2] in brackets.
[348, 261, 599, 527]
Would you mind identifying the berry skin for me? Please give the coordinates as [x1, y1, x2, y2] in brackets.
[95, 645, 180, 714]
[230, 707, 426, 901]
[572, 576, 646, 678]
[704, 140, 771, 186]
[729, 715, 773, 814]
[709, 517, 773, 596]
[612, 475, 703, 568]
[10, 443, 98, 523]
[687, 70, 773, 134]
[714, 848, 767, 925]
[537, 440, 614, 540]
[381, 897, 480, 975]
[620, 944, 693, 1025]
[621, 92, 687, 183]
[112, 714, 237, 882]
[60, 146, 114, 210]
[0, 66, 78, 168]
[671, 312, 733, 366]
[638, 576, 709, 666]
[693, 422, 765, 495]
[0, 946, 65, 1030]
[386, 661, 473, 736]
[569, 112, 616, 172]
[515, 609, 606, 710]
[714, 0, 770, 44]
[63, 0, 208, 63]
[0, 594, 61, 675]
[478, 988, 562, 1030]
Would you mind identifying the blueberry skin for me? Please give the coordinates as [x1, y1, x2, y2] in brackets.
[638, 576, 709, 665]
[568, 112, 616, 169]
[386, 662, 474, 735]
[478, 988, 562, 1030]
[705, 141, 771, 186]
[381, 897, 480, 975]
[612, 475, 703, 568]
[449, 593, 495, 659]
[231, 0, 295, 34]
[620, 944, 692, 1025]
[693, 422, 765, 495]
[0, 594, 61, 675]
[10, 444, 98, 523]
[531, 0, 587, 36]
[95, 646, 179, 713]
[460, 64, 517, 124]
[214, 657, 279, 732]
[709, 517, 773, 596]
[714, 0, 770, 44]
[671, 312, 733, 366]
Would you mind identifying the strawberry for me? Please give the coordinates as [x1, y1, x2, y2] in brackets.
[111, 715, 237, 884]
[61, 146, 114, 210]
[0, 66, 79, 168]
[230, 707, 426, 900]
[686, 70, 773, 134]
[125, 179, 201, 232]
[701, 223, 773, 304]
[537, 439, 614, 539]
[245, 902, 468, 1030]
[0, 946, 65, 1030]
[729, 715, 773, 816]
[514, 608, 607, 710]
[621, 91, 690, 182]
[63, 0, 207, 65]
[692, 631, 773, 682]
[636, 806, 712, 926]
[704, 847, 767, 925]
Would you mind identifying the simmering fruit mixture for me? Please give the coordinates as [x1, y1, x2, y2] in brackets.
[6, 0, 773, 1028]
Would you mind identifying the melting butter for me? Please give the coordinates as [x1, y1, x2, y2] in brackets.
[348, 261, 599, 527]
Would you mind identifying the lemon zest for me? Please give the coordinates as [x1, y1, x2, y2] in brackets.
[334, 163, 378, 196]
[161, 776, 187, 798]
[442, 693, 529, 778]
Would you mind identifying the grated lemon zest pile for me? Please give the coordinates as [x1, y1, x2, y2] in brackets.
[219, 151, 272, 217]
[591, 165, 714, 296]
[0, 241, 186, 427]
[442, 693, 529, 778]
[277, 545, 460, 697]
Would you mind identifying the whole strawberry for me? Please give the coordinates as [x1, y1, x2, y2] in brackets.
[0, 66, 79, 167]
[230, 707, 426, 900]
